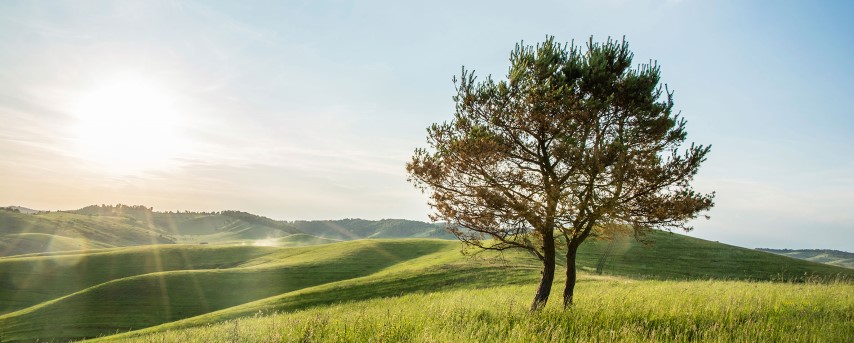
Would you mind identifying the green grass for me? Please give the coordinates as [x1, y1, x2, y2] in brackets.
[0, 240, 455, 342]
[575, 231, 854, 281]
[292, 219, 454, 240]
[0, 211, 171, 256]
[250, 233, 341, 247]
[0, 210, 305, 256]
[95, 278, 853, 343]
[0, 233, 112, 257]
[0, 232, 852, 342]
[0, 245, 279, 315]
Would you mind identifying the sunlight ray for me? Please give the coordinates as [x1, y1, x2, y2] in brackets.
[149, 245, 173, 321]
[177, 247, 212, 312]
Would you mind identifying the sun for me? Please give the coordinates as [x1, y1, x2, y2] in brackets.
[71, 75, 187, 173]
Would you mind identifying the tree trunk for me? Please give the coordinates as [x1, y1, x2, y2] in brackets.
[563, 244, 579, 308]
[530, 231, 556, 311]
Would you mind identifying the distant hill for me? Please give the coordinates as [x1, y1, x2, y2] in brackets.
[0, 204, 456, 257]
[293, 218, 456, 240]
[2, 206, 42, 214]
[571, 230, 854, 280]
[0, 205, 308, 256]
[0, 209, 173, 256]
[757, 248, 854, 269]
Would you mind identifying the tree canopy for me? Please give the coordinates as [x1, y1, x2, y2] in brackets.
[407, 36, 714, 310]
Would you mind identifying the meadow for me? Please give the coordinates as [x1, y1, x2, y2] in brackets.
[95, 278, 854, 343]
[1, 208, 852, 342]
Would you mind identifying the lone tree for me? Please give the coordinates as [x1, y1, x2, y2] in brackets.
[407, 36, 714, 310]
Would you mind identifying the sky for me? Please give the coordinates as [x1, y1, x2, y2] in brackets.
[1, 0, 852, 251]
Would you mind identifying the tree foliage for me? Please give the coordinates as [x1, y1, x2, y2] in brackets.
[407, 36, 714, 310]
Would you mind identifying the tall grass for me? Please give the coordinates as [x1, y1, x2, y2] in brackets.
[101, 278, 854, 342]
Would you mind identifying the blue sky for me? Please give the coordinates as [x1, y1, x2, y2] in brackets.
[1, 1, 852, 250]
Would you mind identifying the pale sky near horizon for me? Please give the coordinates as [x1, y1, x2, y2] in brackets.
[1, 1, 852, 251]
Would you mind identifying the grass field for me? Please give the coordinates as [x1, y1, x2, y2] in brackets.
[0, 240, 454, 341]
[0, 228, 852, 342]
[0, 206, 854, 342]
[95, 278, 854, 343]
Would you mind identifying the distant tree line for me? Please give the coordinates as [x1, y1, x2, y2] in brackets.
[75, 204, 154, 215]
[161, 210, 221, 215]
[73, 204, 227, 216]
[1, 206, 49, 214]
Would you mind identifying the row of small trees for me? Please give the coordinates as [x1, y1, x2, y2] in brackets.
[408, 37, 714, 310]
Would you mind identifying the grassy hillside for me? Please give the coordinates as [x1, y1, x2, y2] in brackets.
[1, 206, 42, 215]
[578, 231, 852, 280]
[1, 206, 460, 257]
[0, 245, 278, 315]
[0, 240, 454, 341]
[0, 210, 173, 257]
[1, 230, 852, 342]
[758, 248, 854, 269]
[293, 218, 455, 240]
[0, 207, 307, 257]
[252, 233, 340, 247]
[0, 233, 112, 257]
[98, 279, 854, 343]
[73, 206, 303, 243]
[90, 234, 854, 343]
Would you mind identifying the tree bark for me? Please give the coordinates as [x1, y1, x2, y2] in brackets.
[563, 244, 579, 308]
[530, 231, 556, 311]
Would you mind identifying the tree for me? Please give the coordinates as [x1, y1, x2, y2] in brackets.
[407, 36, 714, 310]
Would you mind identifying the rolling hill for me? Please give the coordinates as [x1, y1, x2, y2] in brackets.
[2, 205, 852, 341]
[1, 206, 42, 215]
[0, 205, 456, 257]
[0, 209, 173, 257]
[0, 228, 851, 342]
[292, 218, 455, 240]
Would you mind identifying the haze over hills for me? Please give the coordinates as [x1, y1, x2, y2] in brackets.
[292, 218, 454, 240]
[0, 205, 456, 257]
[757, 248, 854, 269]
[1, 206, 42, 215]
[2, 204, 851, 267]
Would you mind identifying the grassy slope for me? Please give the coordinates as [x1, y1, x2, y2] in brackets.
[151, 212, 302, 243]
[3, 208, 461, 257]
[252, 233, 341, 247]
[104, 280, 854, 343]
[94, 233, 854, 343]
[578, 231, 853, 280]
[0, 211, 171, 257]
[0, 233, 112, 257]
[293, 219, 455, 240]
[96, 234, 854, 342]
[0, 245, 278, 315]
[0, 240, 451, 342]
[0, 210, 304, 256]
[2, 232, 853, 342]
